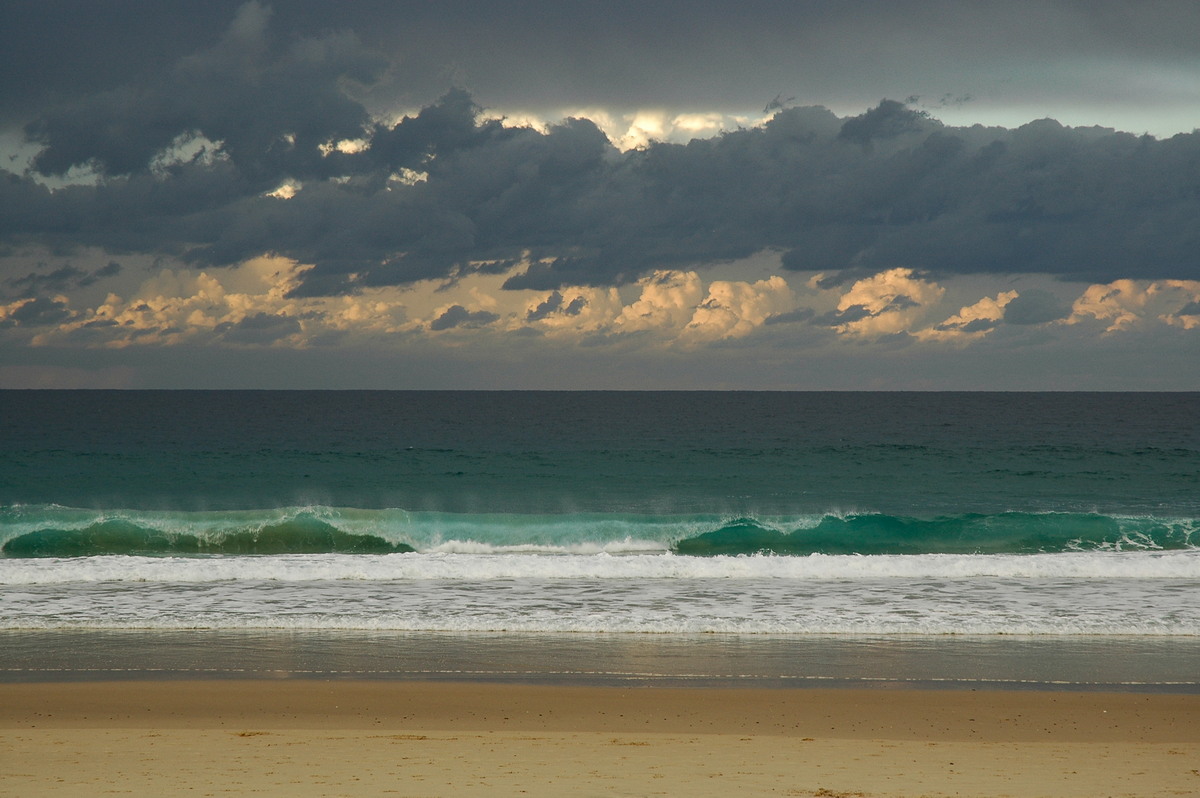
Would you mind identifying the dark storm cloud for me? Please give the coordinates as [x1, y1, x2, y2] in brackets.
[526, 291, 589, 321]
[1002, 289, 1072, 325]
[818, 306, 874, 327]
[836, 100, 930, 148]
[215, 311, 302, 344]
[8, 1, 1200, 123]
[764, 308, 816, 326]
[5, 262, 120, 299]
[936, 317, 999, 334]
[23, 2, 383, 184]
[429, 305, 500, 331]
[6, 2, 1200, 301]
[0, 296, 74, 328]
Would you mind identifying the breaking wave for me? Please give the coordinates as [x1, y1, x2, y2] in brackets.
[2, 505, 1197, 558]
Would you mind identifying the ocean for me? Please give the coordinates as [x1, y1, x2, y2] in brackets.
[2, 390, 1198, 687]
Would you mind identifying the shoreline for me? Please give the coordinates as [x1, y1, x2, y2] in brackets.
[5, 629, 1199, 691]
[4, 680, 1199, 797]
[6, 669, 1200, 693]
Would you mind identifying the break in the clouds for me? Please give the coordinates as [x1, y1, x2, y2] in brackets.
[1, 1, 1199, 388]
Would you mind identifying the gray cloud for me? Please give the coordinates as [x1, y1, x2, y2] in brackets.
[23, 2, 383, 183]
[8, 1, 1200, 126]
[527, 290, 584, 321]
[5, 262, 120, 299]
[940, 317, 999, 334]
[215, 311, 301, 344]
[429, 305, 500, 331]
[818, 305, 873, 326]
[1003, 289, 1072, 325]
[764, 308, 816, 326]
[837, 100, 930, 148]
[5, 2, 1200, 304]
[0, 296, 74, 327]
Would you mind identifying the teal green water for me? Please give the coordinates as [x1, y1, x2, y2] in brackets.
[2, 507, 1196, 557]
[2, 391, 1198, 556]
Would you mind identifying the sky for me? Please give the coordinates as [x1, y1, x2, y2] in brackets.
[1, 0, 1199, 389]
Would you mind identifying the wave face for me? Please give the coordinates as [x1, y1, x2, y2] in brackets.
[673, 513, 1199, 555]
[2, 506, 1197, 558]
[0, 508, 414, 557]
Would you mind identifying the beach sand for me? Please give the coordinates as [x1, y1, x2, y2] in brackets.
[3, 681, 1199, 797]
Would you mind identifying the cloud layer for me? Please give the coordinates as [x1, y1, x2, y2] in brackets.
[2, 2, 1199, 388]
[5, 254, 1198, 355]
[4, 2, 1200, 304]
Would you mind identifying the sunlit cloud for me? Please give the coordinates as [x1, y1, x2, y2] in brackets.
[614, 271, 706, 332]
[28, 256, 311, 348]
[490, 107, 772, 151]
[916, 290, 1018, 343]
[828, 268, 945, 338]
[4, 251, 1198, 382]
[681, 276, 794, 343]
[318, 137, 369, 156]
[265, 180, 302, 199]
[1069, 279, 1200, 332]
[524, 287, 623, 335]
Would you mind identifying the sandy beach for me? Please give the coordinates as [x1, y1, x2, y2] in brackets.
[3, 681, 1198, 797]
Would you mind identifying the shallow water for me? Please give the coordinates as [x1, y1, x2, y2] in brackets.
[3, 629, 1197, 690]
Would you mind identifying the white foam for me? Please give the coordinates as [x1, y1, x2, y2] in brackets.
[3, 549, 1199, 586]
[5, 551, 1199, 636]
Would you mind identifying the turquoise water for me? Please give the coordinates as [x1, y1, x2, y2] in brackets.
[1, 391, 1198, 638]
[1, 507, 1196, 557]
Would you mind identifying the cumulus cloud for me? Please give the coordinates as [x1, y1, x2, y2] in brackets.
[5, 249, 1198, 377]
[917, 290, 1018, 343]
[827, 268, 945, 338]
[523, 286, 622, 334]
[2, 252, 805, 349]
[25, 256, 309, 347]
[681, 276, 794, 343]
[614, 271, 706, 333]
[1069, 279, 1200, 332]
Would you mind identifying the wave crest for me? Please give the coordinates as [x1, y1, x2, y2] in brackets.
[674, 513, 1198, 555]
[1, 505, 1196, 558]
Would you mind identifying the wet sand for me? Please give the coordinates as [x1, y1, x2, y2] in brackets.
[3, 680, 1199, 796]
